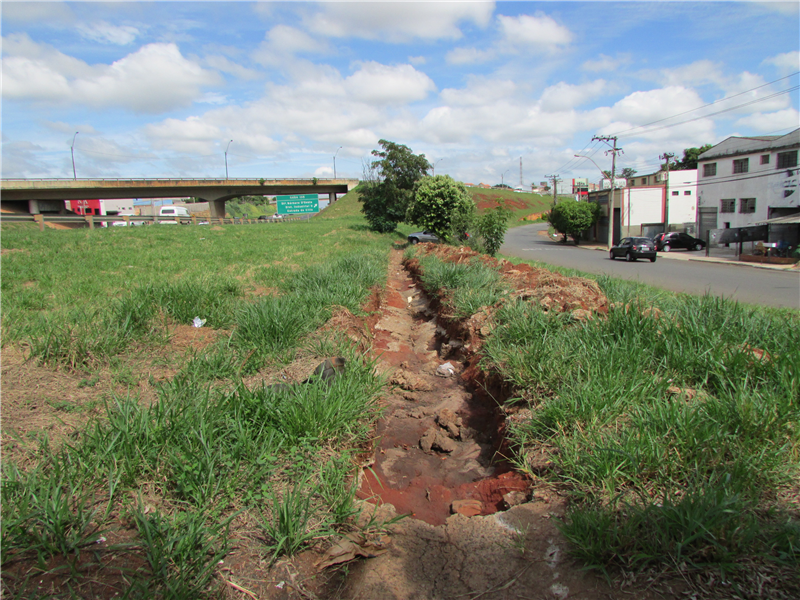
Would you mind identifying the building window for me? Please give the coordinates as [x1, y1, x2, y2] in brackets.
[720, 199, 735, 213]
[733, 158, 749, 174]
[761, 154, 770, 165]
[684, 190, 691, 195]
[672, 190, 679, 196]
[777, 150, 798, 169]
[703, 163, 717, 177]
[641, 178, 647, 185]
[739, 198, 756, 214]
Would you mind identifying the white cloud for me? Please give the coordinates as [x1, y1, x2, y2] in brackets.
[1, 2, 74, 25]
[753, 1, 800, 15]
[539, 80, 609, 111]
[657, 60, 728, 88]
[446, 46, 495, 65]
[408, 56, 427, 66]
[2, 37, 222, 113]
[144, 116, 223, 154]
[582, 54, 632, 73]
[345, 62, 436, 105]
[77, 21, 139, 45]
[440, 77, 516, 107]
[762, 51, 800, 72]
[497, 13, 573, 49]
[202, 55, 261, 80]
[608, 86, 706, 125]
[253, 25, 329, 66]
[305, 2, 494, 43]
[735, 108, 800, 132]
[42, 121, 98, 135]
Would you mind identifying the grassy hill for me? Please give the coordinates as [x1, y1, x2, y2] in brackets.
[466, 187, 553, 225]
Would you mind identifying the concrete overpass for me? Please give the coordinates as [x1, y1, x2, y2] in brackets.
[0, 178, 359, 218]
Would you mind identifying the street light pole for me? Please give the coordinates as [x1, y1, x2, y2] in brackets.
[433, 158, 443, 176]
[502, 170, 509, 187]
[225, 140, 233, 179]
[71, 132, 79, 179]
[333, 146, 342, 179]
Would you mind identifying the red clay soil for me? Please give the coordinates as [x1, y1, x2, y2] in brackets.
[357, 249, 530, 525]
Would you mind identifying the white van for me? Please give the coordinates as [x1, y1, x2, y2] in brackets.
[157, 205, 190, 224]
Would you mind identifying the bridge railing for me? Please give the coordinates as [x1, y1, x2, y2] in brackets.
[1, 213, 309, 231]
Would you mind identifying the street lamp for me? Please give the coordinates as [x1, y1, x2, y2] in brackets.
[573, 154, 607, 180]
[432, 158, 444, 176]
[333, 146, 342, 179]
[71, 132, 79, 179]
[225, 140, 233, 179]
[501, 170, 510, 187]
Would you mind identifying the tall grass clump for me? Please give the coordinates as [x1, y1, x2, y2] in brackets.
[467, 260, 799, 579]
[414, 253, 507, 318]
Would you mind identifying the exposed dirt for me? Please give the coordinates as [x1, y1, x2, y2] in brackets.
[342, 248, 672, 600]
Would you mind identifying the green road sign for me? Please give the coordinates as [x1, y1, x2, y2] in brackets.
[276, 194, 319, 214]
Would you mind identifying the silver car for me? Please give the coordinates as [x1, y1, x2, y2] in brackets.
[407, 231, 439, 244]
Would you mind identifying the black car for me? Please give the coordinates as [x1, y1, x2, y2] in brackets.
[610, 237, 657, 262]
[654, 231, 705, 252]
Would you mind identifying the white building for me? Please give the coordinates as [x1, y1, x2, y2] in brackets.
[696, 129, 799, 243]
[666, 169, 698, 227]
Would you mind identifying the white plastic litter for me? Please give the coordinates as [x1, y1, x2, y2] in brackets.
[436, 362, 456, 377]
[193, 317, 207, 328]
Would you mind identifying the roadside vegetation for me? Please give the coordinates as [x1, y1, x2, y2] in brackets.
[406, 246, 800, 592]
[0, 191, 398, 598]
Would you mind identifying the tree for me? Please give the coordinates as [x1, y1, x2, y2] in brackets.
[672, 144, 713, 170]
[359, 140, 431, 233]
[620, 167, 637, 180]
[477, 207, 511, 256]
[546, 198, 600, 244]
[406, 175, 475, 242]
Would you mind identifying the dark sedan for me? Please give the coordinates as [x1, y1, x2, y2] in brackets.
[654, 231, 706, 252]
[610, 237, 657, 262]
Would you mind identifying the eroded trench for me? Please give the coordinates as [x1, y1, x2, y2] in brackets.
[357, 249, 528, 525]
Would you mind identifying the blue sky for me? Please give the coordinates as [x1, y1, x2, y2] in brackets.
[2, 1, 798, 187]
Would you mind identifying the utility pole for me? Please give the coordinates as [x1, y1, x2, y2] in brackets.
[546, 174, 561, 205]
[519, 157, 523, 189]
[660, 152, 675, 233]
[592, 135, 623, 249]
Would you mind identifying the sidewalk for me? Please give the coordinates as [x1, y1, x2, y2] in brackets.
[574, 242, 799, 272]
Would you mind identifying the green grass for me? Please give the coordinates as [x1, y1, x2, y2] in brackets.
[466, 187, 553, 226]
[410, 247, 800, 581]
[0, 190, 396, 598]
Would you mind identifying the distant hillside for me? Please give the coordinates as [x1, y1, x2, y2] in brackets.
[467, 187, 552, 224]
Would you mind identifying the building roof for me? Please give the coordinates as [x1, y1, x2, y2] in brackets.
[699, 128, 800, 161]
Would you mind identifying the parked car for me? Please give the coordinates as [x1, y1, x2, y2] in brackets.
[407, 231, 439, 244]
[110, 212, 145, 226]
[258, 214, 283, 221]
[157, 205, 190, 224]
[610, 237, 657, 262]
[654, 231, 706, 252]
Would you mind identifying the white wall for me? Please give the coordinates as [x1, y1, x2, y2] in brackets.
[667, 170, 698, 225]
[620, 187, 663, 236]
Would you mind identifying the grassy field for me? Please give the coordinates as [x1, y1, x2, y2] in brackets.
[465, 187, 553, 225]
[0, 191, 403, 598]
[407, 247, 800, 588]
[3, 191, 797, 597]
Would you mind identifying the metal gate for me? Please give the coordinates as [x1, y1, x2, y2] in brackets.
[698, 208, 718, 243]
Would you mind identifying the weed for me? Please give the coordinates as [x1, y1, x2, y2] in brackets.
[259, 479, 329, 562]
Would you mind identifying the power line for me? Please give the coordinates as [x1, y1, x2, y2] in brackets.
[610, 72, 799, 137]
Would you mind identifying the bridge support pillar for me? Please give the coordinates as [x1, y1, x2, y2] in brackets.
[208, 199, 227, 218]
[329, 192, 336, 204]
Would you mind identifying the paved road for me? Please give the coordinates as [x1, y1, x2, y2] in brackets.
[501, 224, 800, 309]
